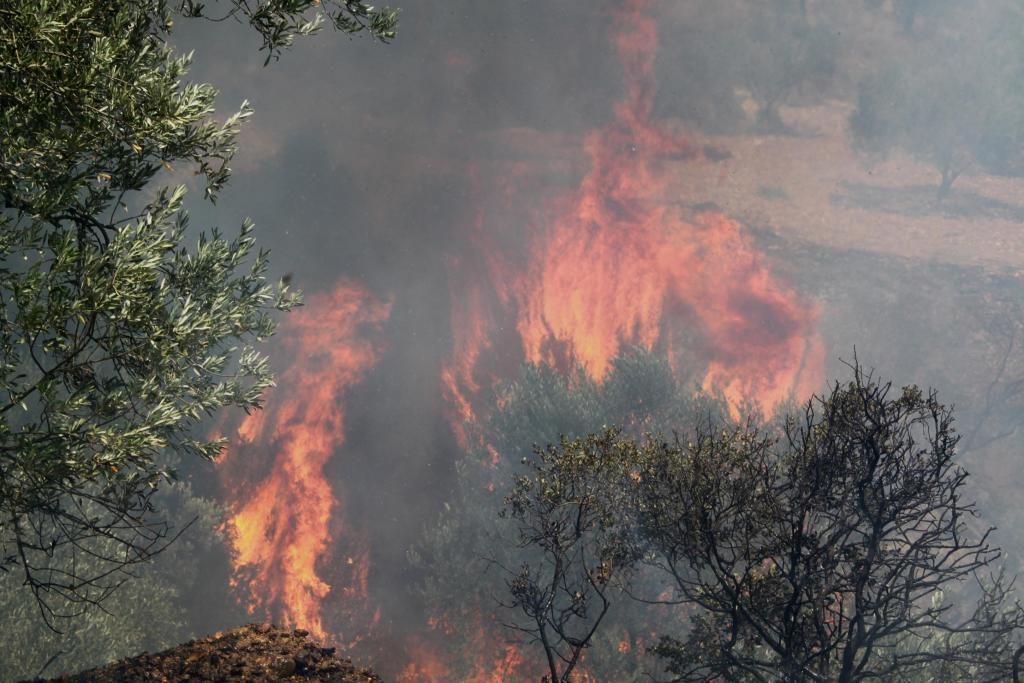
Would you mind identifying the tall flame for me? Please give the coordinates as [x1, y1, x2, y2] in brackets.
[219, 281, 391, 641]
[428, 1, 825, 679]
[445, 0, 823, 424]
[215, 1, 825, 678]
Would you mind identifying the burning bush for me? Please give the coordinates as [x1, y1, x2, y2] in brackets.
[410, 350, 724, 680]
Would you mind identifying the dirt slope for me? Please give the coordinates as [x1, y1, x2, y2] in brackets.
[38, 624, 380, 683]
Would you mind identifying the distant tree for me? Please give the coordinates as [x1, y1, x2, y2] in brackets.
[653, 4, 749, 134]
[734, 2, 838, 130]
[0, 0, 393, 625]
[849, 6, 1024, 200]
[656, 1, 838, 133]
[850, 68, 970, 201]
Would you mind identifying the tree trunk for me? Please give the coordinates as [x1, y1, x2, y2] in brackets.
[936, 165, 958, 202]
[758, 101, 785, 132]
[897, 0, 919, 35]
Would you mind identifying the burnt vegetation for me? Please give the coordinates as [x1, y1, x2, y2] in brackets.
[499, 361, 1024, 681]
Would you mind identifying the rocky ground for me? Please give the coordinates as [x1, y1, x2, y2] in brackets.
[37, 624, 380, 683]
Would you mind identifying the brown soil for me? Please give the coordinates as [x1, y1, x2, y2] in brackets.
[672, 100, 1024, 276]
[39, 624, 380, 683]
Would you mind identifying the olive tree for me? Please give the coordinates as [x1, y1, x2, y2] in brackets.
[501, 430, 641, 683]
[635, 365, 1024, 681]
[0, 0, 393, 625]
[411, 351, 724, 681]
[503, 362, 1024, 681]
[0, 477, 237, 680]
[849, 4, 1024, 200]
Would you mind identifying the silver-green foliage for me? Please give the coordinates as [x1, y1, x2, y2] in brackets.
[0, 0, 393, 624]
[176, 0, 398, 63]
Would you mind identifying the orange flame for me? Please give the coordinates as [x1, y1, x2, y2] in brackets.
[215, 1, 824, 678]
[397, 623, 532, 683]
[219, 281, 391, 641]
[445, 0, 823, 424]
[432, 2, 823, 676]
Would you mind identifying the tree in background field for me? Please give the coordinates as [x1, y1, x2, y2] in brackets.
[655, 0, 838, 134]
[849, 3, 1024, 199]
[0, 0, 393, 669]
[736, 2, 837, 131]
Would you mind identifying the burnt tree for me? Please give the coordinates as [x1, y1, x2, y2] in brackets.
[633, 362, 1024, 682]
[499, 430, 639, 683]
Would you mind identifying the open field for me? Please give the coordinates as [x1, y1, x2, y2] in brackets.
[679, 100, 1024, 277]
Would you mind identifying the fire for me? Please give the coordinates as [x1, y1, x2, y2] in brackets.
[444, 0, 823, 424]
[219, 281, 391, 641]
[430, 1, 823, 678]
[397, 624, 530, 683]
[214, 0, 824, 678]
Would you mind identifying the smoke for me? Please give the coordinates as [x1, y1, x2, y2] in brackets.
[163, 0, 1024, 677]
